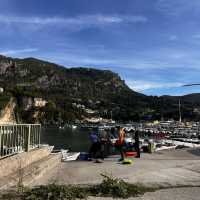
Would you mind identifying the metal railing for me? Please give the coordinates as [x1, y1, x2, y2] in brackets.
[0, 124, 41, 159]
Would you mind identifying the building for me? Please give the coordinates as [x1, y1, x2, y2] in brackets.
[0, 87, 4, 93]
[22, 97, 33, 110]
[34, 98, 47, 107]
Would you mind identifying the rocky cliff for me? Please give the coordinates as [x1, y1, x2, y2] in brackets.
[0, 98, 16, 124]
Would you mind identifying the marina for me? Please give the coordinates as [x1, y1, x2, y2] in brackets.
[0, 120, 199, 164]
[40, 120, 200, 164]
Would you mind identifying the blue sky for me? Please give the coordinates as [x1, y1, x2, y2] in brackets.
[1, 0, 200, 96]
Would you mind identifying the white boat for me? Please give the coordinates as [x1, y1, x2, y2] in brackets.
[71, 125, 77, 129]
[61, 149, 80, 161]
[124, 137, 133, 143]
[61, 149, 69, 158]
[155, 145, 176, 151]
[41, 144, 54, 152]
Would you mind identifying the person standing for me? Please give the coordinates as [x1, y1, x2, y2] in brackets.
[88, 130, 102, 163]
[99, 129, 109, 158]
[134, 130, 140, 158]
[115, 127, 125, 161]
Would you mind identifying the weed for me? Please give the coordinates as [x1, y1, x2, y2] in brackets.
[2, 174, 156, 199]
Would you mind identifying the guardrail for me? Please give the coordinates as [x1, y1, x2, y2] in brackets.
[0, 124, 41, 159]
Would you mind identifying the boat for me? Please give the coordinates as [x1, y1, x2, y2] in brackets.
[41, 144, 54, 152]
[59, 126, 65, 129]
[61, 149, 69, 158]
[61, 149, 80, 161]
[125, 151, 137, 157]
[124, 137, 133, 143]
[71, 125, 77, 129]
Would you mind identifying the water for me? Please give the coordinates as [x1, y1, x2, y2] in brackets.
[41, 127, 91, 152]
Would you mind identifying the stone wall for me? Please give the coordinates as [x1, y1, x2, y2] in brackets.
[0, 146, 51, 178]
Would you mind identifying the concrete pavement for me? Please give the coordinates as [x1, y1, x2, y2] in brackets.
[88, 187, 200, 200]
[31, 148, 200, 188]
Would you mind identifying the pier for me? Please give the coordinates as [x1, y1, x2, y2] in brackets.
[0, 124, 60, 190]
[31, 147, 200, 188]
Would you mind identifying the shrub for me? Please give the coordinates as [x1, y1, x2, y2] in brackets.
[2, 174, 156, 199]
[23, 184, 87, 200]
[90, 174, 155, 198]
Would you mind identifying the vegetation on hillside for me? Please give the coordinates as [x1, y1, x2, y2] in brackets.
[0, 54, 200, 123]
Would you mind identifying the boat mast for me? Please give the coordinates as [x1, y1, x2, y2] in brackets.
[179, 99, 182, 123]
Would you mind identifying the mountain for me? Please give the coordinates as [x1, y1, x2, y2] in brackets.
[0, 54, 199, 124]
[0, 55, 153, 123]
[182, 93, 200, 104]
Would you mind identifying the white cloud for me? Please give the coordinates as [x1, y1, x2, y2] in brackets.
[169, 35, 178, 41]
[46, 54, 200, 71]
[0, 14, 148, 26]
[156, 0, 200, 16]
[127, 16, 148, 23]
[169, 52, 185, 59]
[192, 34, 200, 39]
[0, 48, 38, 56]
[126, 79, 184, 91]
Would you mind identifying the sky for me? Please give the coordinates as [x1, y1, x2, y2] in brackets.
[1, 0, 200, 96]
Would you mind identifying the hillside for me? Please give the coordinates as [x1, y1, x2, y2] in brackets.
[0, 54, 200, 123]
[0, 55, 153, 123]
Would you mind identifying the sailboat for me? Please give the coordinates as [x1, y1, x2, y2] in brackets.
[61, 149, 80, 161]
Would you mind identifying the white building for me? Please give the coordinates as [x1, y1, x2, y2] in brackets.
[34, 98, 47, 107]
[0, 87, 4, 93]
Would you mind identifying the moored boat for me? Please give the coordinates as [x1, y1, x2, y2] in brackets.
[61, 149, 80, 161]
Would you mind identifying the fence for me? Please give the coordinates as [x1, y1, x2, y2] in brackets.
[0, 124, 41, 159]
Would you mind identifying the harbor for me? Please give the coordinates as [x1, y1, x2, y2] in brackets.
[41, 120, 200, 153]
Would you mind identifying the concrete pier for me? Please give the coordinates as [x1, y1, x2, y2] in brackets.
[0, 146, 61, 190]
[31, 148, 200, 188]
